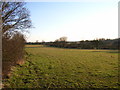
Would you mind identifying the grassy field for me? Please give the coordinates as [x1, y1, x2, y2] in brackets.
[4, 45, 119, 88]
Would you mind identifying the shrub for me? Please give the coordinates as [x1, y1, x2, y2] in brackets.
[2, 32, 26, 78]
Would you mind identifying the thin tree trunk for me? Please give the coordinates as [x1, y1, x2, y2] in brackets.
[0, 3, 2, 89]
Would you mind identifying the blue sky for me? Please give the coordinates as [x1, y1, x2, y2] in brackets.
[26, 1, 118, 42]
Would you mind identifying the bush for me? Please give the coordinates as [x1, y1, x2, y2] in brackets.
[2, 32, 26, 78]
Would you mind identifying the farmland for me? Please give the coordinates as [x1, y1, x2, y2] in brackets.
[4, 45, 119, 88]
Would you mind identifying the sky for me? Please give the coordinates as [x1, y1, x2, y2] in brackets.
[25, 0, 119, 42]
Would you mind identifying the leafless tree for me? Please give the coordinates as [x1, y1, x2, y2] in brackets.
[59, 37, 67, 42]
[55, 36, 67, 42]
[1, 2, 32, 78]
[1, 2, 32, 36]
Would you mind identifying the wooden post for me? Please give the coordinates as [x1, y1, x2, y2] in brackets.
[0, 2, 2, 89]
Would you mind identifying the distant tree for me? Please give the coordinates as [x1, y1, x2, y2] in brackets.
[35, 40, 39, 44]
[92, 40, 99, 49]
[118, 38, 120, 50]
[59, 36, 67, 42]
[42, 40, 45, 44]
[55, 36, 67, 42]
[53, 37, 67, 48]
[42, 40, 45, 42]
[36, 40, 38, 42]
[98, 38, 105, 41]
[54, 39, 59, 42]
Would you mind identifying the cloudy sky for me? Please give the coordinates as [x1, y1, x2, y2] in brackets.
[26, 0, 118, 42]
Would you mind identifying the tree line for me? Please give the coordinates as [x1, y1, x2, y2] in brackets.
[46, 38, 119, 50]
[27, 37, 120, 50]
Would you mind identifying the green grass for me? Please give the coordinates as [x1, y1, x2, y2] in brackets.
[4, 45, 119, 88]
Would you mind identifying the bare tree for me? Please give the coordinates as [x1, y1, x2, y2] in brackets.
[54, 39, 59, 42]
[55, 36, 67, 42]
[1, 2, 32, 78]
[59, 36, 67, 42]
[1, 2, 32, 36]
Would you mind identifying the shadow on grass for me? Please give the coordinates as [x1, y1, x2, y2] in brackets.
[25, 47, 41, 48]
[107, 51, 119, 53]
[92, 51, 119, 54]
